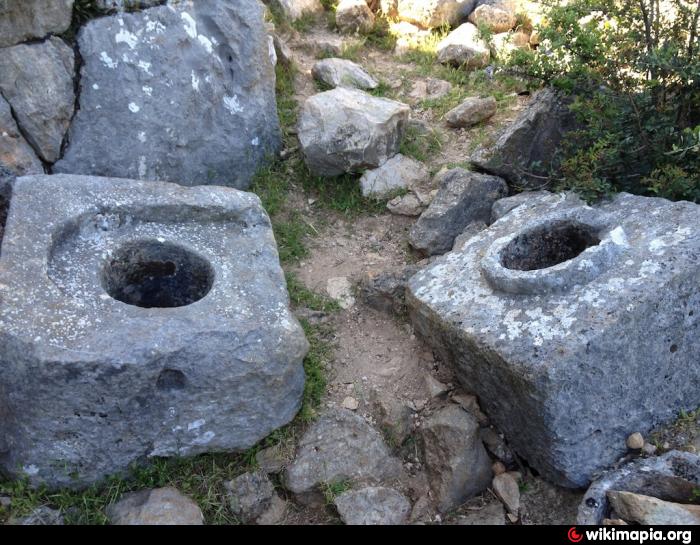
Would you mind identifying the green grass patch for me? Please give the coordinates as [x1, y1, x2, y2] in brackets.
[299, 319, 334, 422]
[400, 124, 444, 163]
[320, 479, 352, 505]
[287, 272, 341, 313]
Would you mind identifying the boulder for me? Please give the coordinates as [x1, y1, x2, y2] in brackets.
[408, 168, 508, 256]
[445, 96, 497, 128]
[334, 486, 412, 525]
[224, 471, 286, 524]
[0, 174, 308, 487]
[578, 451, 700, 525]
[0, 96, 43, 176]
[298, 88, 409, 176]
[408, 194, 700, 487]
[283, 409, 402, 505]
[336, 0, 375, 34]
[267, 0, 324, 21]
[437, 23, 490, 68]
[607, 491, 700, 525]
[468, 0, 517, 33]
[397, 0, 477, 29]
[312, 58, 378, 91]
[359, 154, 429, 198]
[452, 221, 488, 251]
[0, 0, 74, 48]
[409, 78, 453, 102]
[490, 190, 582, 223]
[420, 404, 492, 513]
[106, 487, 203, 525]
[387, 192, 427, 216]
[471, 88, 576, 190]
[272, 34, 294, 68]
[492, 473, 520, 514]
[54, 0, 281, 189]
[0, 37, 75, 163]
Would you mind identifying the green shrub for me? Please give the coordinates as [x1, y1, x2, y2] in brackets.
[510, 0, 700, 202]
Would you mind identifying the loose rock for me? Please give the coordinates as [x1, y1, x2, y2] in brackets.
[8, 505, 64, 526]
[359, 154, 429, 198]
[336, 0, 375, 34]
[360, 264, 422, 314]
[284, 409, 402, 505]
[327, 276, 356, 309]
[106, 487, 204, 525]
[387, 193, 426, 217]
[607, 490, 700, 525]
[471, 88, 576, 189]
[492, 473, 520, 514]
[268, 0, 324, 21]
[334, 486, 411, 525]
[445, 96, 497, 128]
[312, 58, 378, 91]
[626, 432, 644, 450]
[224, 471, 285, 524]
[343, 396, 360, 410]
[298, 87, 409, 176]
[437, 23, 490, 68]
[468, 0, 517, 33]
[0, 37, 75, 163]
[408, 168, 508, 256]
[397, 0, 477, 29]
[420, 405, 492, 513]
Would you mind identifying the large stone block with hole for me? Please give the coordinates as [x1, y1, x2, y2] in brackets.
[407, 192, 700, 487]
[0, 174, 308, 488]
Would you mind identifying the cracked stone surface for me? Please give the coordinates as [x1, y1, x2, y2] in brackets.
[0, 96, 43, 176]
[54, 0, 281, 189]
[408, 192, 700, 487]
[0, 37, 75, 163]
[0, 174, 308, 487]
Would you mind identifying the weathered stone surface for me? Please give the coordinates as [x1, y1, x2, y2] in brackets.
[471, 88, 575, 189]
[224, 470, 285, 524]
[312, 58, 378, 90]
[255, 444, 288, 474]
[298, 88, 409, 176]
[106, 487, 203, 525]
[387, 192, 425, 216]
[0, 174, 308, 487]
[272, 34, 294, 68]
[455, 502, 505, 525]
[578, 451, 700, 525]
[54, 0, 281, 189]
[359, 154, 428, 198]
[420, 405, 492, 513]
[0, 0, 74, 48]
[437, 23, 490, 68]
[0, 96, 43, 176]
[608, 491, 700, 525]
[0, 37, 75, 163]
[452, 221, 488, 251]
[336, 0, 375, 34]
[96, 0, 165, 10]
[335, 486, 411, 525]
[408, 168, 507, 256]
[490, 190, 582, 223]
[8, 505, 64, 525]
[397, 0, 477, 29]
[408, 194, 700, 487]
[284, 409, 402, 504]
[267, 0, 324, 21]
[468, 0, 517, 33]
[445, 96, 497, 128]
[409, 78, 452, 102]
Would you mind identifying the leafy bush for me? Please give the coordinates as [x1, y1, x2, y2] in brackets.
[510, 0, 700, 202]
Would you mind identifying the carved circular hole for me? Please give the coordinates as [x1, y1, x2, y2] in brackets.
[501, 221, 601, 271]
[101, 240, 214, 308]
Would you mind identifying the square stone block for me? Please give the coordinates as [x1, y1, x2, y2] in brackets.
[408, 193, 700, 487]
[0, 174, 307, 487]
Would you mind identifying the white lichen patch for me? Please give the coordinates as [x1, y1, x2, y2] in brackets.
[223, 95, 243, 115]
[128, 102, 140, 113]
[100, 51, 117, 69]
[115, 28, 139, 49]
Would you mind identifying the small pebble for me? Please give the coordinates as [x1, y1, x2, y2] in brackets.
[492, 461, 506, 475]
[642, 442, 657, 455]
[342, 396, 359, 411]
[626, 432, 644, 450]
